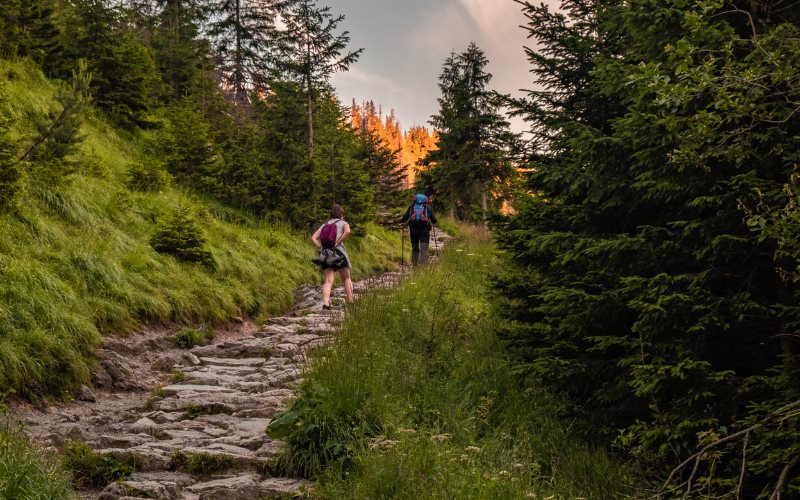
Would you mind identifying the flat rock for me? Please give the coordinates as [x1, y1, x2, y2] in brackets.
[185, 474, 261, 499]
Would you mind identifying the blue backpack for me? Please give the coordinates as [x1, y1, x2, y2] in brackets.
[407, 194, 430, 223]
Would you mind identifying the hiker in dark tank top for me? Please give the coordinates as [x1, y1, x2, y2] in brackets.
[311, 204, 355, 310]
[402, 193, 437, 265]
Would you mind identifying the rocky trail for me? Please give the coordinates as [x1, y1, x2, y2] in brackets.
[13, 233, 449, 499]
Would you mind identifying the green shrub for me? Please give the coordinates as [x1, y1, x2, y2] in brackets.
[149, 206, 215, 267]
[126, 160, 170, 192]
[61, 442, 135, 489]
[175, 327, 212, 349]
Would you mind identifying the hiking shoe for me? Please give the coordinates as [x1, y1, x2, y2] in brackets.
[322, 304, 332, 310]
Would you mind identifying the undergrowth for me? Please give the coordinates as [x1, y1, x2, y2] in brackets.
[268, 224, 638, 498]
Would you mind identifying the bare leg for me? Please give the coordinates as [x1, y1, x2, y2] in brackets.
[338, 268, 354, 303]
[322, 268, 336, 306]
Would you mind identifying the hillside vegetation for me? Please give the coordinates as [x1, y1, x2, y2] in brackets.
[267, 226, 637, 498]
[0, 59, 399, 399]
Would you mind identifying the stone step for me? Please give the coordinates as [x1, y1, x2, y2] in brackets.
[98, 472, 307, 500]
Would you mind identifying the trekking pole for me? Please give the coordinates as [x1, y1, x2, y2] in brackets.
[431, 223, 437, 254]
[401, 224, 405, 272]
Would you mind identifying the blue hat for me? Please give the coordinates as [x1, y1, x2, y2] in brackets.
[414, 193, 427, 204]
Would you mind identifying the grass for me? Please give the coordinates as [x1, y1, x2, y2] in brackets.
[268, 224, 638, 498]
[61, 442, 137, 489]
[0, 410, 77, 499]
[0, 58, 404, 399]
[175, 327, 213, 349]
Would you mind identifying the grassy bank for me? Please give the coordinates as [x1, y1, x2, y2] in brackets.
[0, 59, 401, 399]
[0, 410, 76, 499]
[268, 225, 636, 498]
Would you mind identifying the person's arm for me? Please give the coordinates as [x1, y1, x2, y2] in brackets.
[400, 205, 412, 225]
[336, 222, 351, 246]
[429, 207, 437, 225]
[311, 227, 322, 248]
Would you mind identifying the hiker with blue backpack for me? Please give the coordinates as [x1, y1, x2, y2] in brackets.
[311, 204, 354, 310]
[402, 194, 437, 266]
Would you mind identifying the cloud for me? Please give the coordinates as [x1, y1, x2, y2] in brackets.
[334, 66, 405, 96]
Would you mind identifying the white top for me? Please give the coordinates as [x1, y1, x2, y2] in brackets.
[318, 218, 351, 268]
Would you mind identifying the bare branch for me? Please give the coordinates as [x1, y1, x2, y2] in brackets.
[769, 455, 800, 500]
[736, 430, 749, 500]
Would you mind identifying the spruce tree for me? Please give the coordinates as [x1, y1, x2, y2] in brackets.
[423, 43, 515, 220]
[151, 0, 211, 100]
[494, 0, 800, 494]
[206, 0, 281, 105]
[0, 87, 22, 210]
[0, 0, 63, 71]
[21, 60, 92, 183]
[273, 0, 362, 159]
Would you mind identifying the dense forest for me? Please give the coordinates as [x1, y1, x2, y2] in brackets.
[1, 0, 799, 497]
[0, 0, 412, 230]
[492, 0, 800, 496]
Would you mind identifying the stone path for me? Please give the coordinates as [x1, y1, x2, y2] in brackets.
[14, 232, 450, 499]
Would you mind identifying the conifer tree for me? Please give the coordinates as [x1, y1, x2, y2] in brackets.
[0, 88, 22, 210]
[494, 0, 800, 494]
[273, 0, 362, 159]
[0, 0, 63, 71]
[206, 0, 281, 105]
[159, 100, 221, 194]
[423, 43, 515, 219]
[59, 0, 162, 127]
[21, 60, 92, 182]
[151, 0, 211, 100]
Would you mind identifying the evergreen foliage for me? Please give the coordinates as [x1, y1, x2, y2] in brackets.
[273, 0, 362, 158]
[0, 0, 63, 71]
[206, 0, 281, 104]
[149, 205, 215, 267]
[21, 60, 92, 182]
[150, 0, 210, 101]
[158, 100, 221, 195]
[59, 0, 161, 127]
[126, 159, 170, 193]
[0, 87, 22, 211]
[423, 43, 516, 220]
[253, 80, 373, 229]
[494, 0, 800, 495]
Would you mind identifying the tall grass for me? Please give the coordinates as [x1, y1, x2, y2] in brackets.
[0, 58, 404, 397]
[0, 410, 77, 499]
[269, 225, 638, 498]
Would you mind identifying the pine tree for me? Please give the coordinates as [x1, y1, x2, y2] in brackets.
[423, 43, 516, 220]
[0, 87, 22, 210]
[273, 0, 362, 159]
[494, 0, 800, 494]
[254, 80, 372, 228]
[0, 0, 63, 71]
[151, 0, 211, 100]
[206, 0, 281, 105]
[159, 100, 221, 195]
[59, 0, 162, 127]
[21, 60, 92, 183]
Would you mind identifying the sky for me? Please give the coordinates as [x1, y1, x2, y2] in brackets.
[329, 0, 535, 133]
